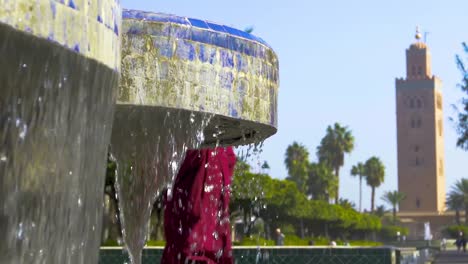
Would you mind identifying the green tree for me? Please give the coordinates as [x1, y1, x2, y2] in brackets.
[364, 157, 385, 212]
[104, 153, 122, 240]
[284, 142, 310, 193]
[350, 162, 366, 212]
[381, 191, 406, 224]
[446, 190, 464, 225]
[374, 205, 388, 218]
[261, 161, 270, 173]
[317, 123, 354, 203]
[338, 198, 356, 210]
[230, 171, 267, 236]
[307, 162, 336, 202]
[453, 42, 468, 150]
[449, 179, 468, 224]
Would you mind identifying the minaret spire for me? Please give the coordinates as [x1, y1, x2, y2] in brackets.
[415, 26, 422, 42]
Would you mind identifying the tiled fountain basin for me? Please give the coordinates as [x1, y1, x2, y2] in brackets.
[119, 10, 279, 146]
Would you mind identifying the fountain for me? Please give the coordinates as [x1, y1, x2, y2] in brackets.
[0, 1, 121, 263]
[0, 3, 279, 263]
[111, 10, 279, 263]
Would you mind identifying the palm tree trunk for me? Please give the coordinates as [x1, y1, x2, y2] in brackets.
[335, 167, 340, 203]
[393, 207, 396, 224]
[300, 218, 305, 238]
[359, 175, 362, 212]
[371, 187, 375, 212]
[324, 222, 329, 238]
[456, 209, 461, 225]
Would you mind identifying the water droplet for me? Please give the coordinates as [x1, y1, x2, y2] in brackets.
[17, 223, 24, 239]
[213, 231, 219, 240]
[22, 63, 27, 68]
[19, 124, 27, 139]
[204, 184, 214, 193]
[0, 155, 7, 162]
[215, 249, 223, 259]
[69, 171, 73, 175]
[190, 113, 195, 123]
[77, 198, 82, 207]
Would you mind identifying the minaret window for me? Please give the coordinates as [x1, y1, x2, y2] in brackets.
[410, 98, 415, 108]
[412, 66, 416, 76]
[414, 157, 422, 166]
[411, 117, 422, 128]
[418, 66, 422, 75]
[416, 198, 421, 209]
[416, 99, 422, 108]
[438, 119, 443, 136]
[437, 95, 442, 110]
[439, 159, 444, 176]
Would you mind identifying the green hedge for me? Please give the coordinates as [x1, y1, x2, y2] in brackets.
[380, 225, 408, 240]
[233, 237, 275, 246]
[443, 225, 468, 238]
[102, 240, 166, 247]
[233, 235, 382, 247]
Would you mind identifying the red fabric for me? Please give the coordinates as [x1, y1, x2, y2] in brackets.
[162, 147, 236, 264]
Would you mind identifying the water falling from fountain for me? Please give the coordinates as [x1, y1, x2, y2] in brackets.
[0, 23, 118, 264]
[110, 107, 212, 264]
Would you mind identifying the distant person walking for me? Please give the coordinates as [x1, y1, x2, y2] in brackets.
[462, 236, 467, 253]
[441, 238, 447, 251]
[456, 233, 463, 253]
[275, 228, 285, 246]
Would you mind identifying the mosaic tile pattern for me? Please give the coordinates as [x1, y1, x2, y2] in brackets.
[0, 0, 121, 71]
[99, 247, 400, 264]
[120, 10, 279, 141]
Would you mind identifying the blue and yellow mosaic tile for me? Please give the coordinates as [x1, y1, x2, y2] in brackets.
[0, 0, 121, 71]
[120, 10, 279, 129]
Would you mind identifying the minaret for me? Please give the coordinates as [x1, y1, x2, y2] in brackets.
[396, 28, 445, 213]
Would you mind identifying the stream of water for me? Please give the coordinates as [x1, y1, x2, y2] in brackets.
[0, 24, 118, 264]
[111, 107, 212, 264]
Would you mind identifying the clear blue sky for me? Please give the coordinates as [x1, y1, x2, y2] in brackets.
[121, 0, 467, 211]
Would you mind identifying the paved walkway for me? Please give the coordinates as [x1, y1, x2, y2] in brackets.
[433, 250, 468, 264]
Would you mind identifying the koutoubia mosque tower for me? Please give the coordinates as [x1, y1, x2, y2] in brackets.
[396, 28, 448, 237]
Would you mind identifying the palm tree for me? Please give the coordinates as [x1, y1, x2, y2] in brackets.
[446, 190, 464, 225]
[317, 123, 354, 202]
[381, 191, 406, 224]
[449, 179, 468, 224]
[338, 198, 356, 210]
[284, 142, 310, 193]
[307, 162, 337, 202]
[364, 156, 385, 212]
[351, 162, 366, 212]
[454, 42, 468, 150]
[374, 205, 388, 218]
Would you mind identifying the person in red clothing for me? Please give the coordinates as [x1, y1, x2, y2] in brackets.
[162, 147, 236, 264]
